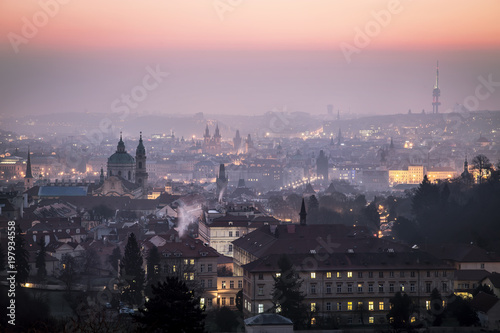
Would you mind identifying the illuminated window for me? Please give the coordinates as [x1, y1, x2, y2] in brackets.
[347, 272, 353, 278]
[311, 272, 316, 279]
[358, 284, 363, 292]
[276, 273, 281, 278]
[379, 302, 384, 310]
[411, 317, 416, 323]
[368, 302, 374, 311]
[426, 300, 431, 310]
[311, 303, 317, 311]
[326, 272, 332, 279]
[400, 284, 405, 292]
[337, 302, 342, 311]
[337, 272, 342, 278]
[200, 298, 205, 307]
[347, 302, 353, 311]
[369, 317, 374, 324]
[222, 281, 226, 289]
[258, 304, 264, 313]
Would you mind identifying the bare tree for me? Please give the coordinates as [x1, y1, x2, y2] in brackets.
[472, 154, 492, 184]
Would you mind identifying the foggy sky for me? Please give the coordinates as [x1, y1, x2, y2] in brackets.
[1, 1, 500, 118]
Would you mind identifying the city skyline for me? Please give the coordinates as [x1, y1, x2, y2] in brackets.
[1, 1, 500, 117]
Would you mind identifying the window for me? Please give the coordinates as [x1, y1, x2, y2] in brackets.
[311, 303, 317, 311]
[258, 273, 263, 280]
[172, 265, 177, 273]
[358, 272, 363, 278]
[400, 271, 405, 278]
[326, 284, 332, 294]
[208, 264, 212, 272]
[222, 281, 226, 289]
[426, 271, 430, 278]
[442, 282, 448, 292]
[326, 302, 332, 311]
[400, 284, 405, 292]
[207, 298, 212, 307]
[201, 280, 205, 288]
[275, 273, 281, 278]
[200, 264, 205, 272]
[358, 301, 363, 310]
[337, 284, 342, 293]
[389, 283, 394, 292]
[426, 300, 431, 310]
[348, 284, 353, 293]
[379, 302, 384, 310]
[368, 284, 373, 292]
[230, 280, 234, 289]
[228, 244, 233, 252]
[229, 231, 233, 237]
[221, 297, 226, 306]
[379, 271, 384, 278]
[410, 283, 415, 292]
[347, 272, 353, 278]
[238, 280, 242, 289]
[311, 272, 316, 279]
[434, 271, 439, 277]
[443, 271, 447, 277]
[258, 304, 264, 313]
[481, 263, 485, 269]
[379, 284, 384, 292]
[311, 284, 316, 294]
[347, 302, 353, 311]
[348, 318, 353, 324]
[258, 285, 264, 295]
[235, 231, 239, 237]
[369, 271, 373, 278]
[426, 282, 431, 293]
[357, 283, 363, 292]
[208, 279, 213, 288]
[369, 317, 374, 324]
[337, 302, 342, 311]
[326, 272, 332, 279]
[411, 271, 415, 277]
[368, 301, 374, 311]
[230, 297, 234, 305]
[389, 271, 394, 278]
[200, 298, 205, 308]
[190, 259, 195, 265]
[337, 272, 342, 278]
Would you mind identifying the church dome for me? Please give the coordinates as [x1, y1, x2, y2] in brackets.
[108, 151, 135, 165]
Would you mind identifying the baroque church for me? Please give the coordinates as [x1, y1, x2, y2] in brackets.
[94, 133, 148, 198]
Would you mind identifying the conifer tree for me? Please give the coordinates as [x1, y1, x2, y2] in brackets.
[120, 233, 145, 306]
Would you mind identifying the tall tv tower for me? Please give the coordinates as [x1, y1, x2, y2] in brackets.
[432, 61, 441, 114]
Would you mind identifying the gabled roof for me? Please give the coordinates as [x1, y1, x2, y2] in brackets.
[471, 292, 499, 313]
[483, 272, 500, 288]
[244, 313, 293, 326]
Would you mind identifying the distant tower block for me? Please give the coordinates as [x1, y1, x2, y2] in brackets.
[327, 104, 333, 115]
[432, 61, 441, 114]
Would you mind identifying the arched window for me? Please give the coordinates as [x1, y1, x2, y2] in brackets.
[118, 170, 122, 177]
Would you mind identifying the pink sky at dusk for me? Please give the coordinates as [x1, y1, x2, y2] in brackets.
[1, 1, 500, 117]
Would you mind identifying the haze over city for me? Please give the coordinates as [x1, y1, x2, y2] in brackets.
[1, 0, 500, 118]
[1, 1, 500, 333]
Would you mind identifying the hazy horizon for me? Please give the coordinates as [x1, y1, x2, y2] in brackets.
[1, 1, 500, 117]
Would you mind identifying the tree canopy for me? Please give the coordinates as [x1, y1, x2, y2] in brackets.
[135, 277, 205, 333]
[120, 233, 145, 306]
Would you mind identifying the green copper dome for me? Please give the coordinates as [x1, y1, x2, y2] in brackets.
[108, 151, 135, 165]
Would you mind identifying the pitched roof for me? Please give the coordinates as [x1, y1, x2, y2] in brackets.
[38, 186, 88, 197]
[244, 313, 293, 326]
[471, 292, 499, 313]
[420, 243, 500, 263]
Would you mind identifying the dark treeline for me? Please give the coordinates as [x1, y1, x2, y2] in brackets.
[394, 159, 500, 249]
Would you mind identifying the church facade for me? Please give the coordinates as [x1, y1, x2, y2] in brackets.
[96, 133, 148, 198]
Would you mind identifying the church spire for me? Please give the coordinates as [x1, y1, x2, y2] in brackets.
[25, 146, 33, 179]
[299, 198, 307, 226]
[117, 132, 126, 153]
